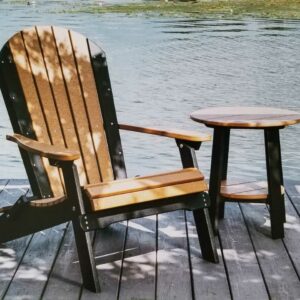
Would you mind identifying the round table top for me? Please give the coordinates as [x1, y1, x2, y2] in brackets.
[190, 107, 300, 128]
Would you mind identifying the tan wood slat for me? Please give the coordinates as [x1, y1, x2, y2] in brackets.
[22, 27, 64, 147]
[70, 30, 114, 182]
[119, 123, 211, 142]
[52, 26, 101, 184]
[9, 32, 63, 196]
[36, 26, 88, 185]
[221, 180, 284, 200]
[90, 180, 208, 211]
[85, 168, 204, 199]
[191, 107, 300, 128]
[30, 196, 66, 207]
[7, 133, 80, 161]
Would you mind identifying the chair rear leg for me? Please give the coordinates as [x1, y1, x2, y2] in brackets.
[72, 218, 100, 293]
[193, 207, 219, 263]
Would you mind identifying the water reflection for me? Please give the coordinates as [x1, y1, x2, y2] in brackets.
[0, 1, 299, 182]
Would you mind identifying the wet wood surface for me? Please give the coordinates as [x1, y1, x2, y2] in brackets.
[0, 179, 300, 299]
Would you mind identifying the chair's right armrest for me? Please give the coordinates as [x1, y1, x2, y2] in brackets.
[7, 134, 80, 161]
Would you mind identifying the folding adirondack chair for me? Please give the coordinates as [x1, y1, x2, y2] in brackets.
[0, 26, 218, 292]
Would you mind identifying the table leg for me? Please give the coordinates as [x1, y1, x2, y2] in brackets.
[209, 128, 230, 233]
[264, 128, 285, 239]
[219, 129, 230, 219]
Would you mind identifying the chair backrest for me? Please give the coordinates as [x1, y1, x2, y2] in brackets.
[0, 26, 127, 198]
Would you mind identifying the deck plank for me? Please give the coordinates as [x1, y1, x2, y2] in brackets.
[186, 211, 231, 300]
[280, 194, 300, 279]
[4, 222, 67, 300]
[240, 201, 300, 299]
[80, 222, 127, 300]
[42, 223, 82, 300]
[118, 216, 156, 300]
[156, 210, 193, 300]
[218, 202, 269, 300]
[0, 179, 31, 299]
[0, 179, 300, 299]
[285, 180, 300, 215]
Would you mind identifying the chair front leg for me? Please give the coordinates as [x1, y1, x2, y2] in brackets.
[176, 139, 219, 263]
[60, 161, 101, 292]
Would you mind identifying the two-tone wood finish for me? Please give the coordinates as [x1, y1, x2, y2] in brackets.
[191, 106, 300, 239]
[0, 26, 218, 293]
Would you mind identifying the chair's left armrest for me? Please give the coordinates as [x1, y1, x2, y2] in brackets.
[7, 134, 80, 161]
[119, 123, 211, 143]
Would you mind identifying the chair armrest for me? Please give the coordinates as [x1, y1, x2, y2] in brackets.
[119, 123, 211, 142]
[7, 134, 80, 161]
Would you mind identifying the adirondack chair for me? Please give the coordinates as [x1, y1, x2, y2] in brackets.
[0, 26, 218, 292]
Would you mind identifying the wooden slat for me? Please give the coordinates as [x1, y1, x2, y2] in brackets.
[85, 168, 205, 199]
[9, 30, 64, 196]
[157, 211, 193, 299]
[221, 180, 284, 200]
[80, 222, 127, 300]
[191, 107, 300, 128]
[42, 223, 82, 300]
[22, 27, 64, 147]
[52, 26, 101, 185]
[0, 180, 32, 298]
[90, 180, 207, 211]
[218, 202, 269, 299]
[119, 123, 211, 142]
[185, 211, 231, 300]
[7, 134, 80, 161]
[70, 30, 114, 182]
[240, 202, 300, 299]
[4, 223, 67, 299]
[118, 216, 156, 299]
[36, 26, 87, 185]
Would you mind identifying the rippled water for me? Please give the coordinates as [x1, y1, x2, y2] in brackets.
[0, 1, 300, 183]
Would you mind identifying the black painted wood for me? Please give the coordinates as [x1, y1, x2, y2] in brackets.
[176, 139, 219, 263]
[264, 128, 285, 239]
[0, 43, 52, 198]
[208, 128, 230, 233]
[88, 40, 127, 180]
[60, 161, 100, 292]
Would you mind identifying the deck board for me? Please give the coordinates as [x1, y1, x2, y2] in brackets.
[0, 179, 300, 299]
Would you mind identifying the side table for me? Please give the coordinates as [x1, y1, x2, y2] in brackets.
[191, 107, 300, 239]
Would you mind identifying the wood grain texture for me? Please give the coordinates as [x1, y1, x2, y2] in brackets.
[42, 223, 83, 300]
[186, 211, 231, 300]
[52, 26, 101, 185]
[218, 202, 269, 300]
[0, 180, 31, 298]
[119, 123, 211, 142]
[240, 202, 300, 299]
[36, 26, 88, 185]
[191, 107, 300, 128]
[7, 134, 80, 161]
[1, 180, 300, 298]
[119, 216, 156, 300]
[9, 31, 64, 196]
[89, 180, 207, 211]
[85, 168, 205, 199]
[156, 211, 193, 300]
[221, 180, 284, 200]
[70, 30, 114, 183]
[80, 222, 127, 300]
[4, 223, 67, 300]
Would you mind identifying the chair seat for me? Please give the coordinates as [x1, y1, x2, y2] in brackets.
[84, 168, 207, 211]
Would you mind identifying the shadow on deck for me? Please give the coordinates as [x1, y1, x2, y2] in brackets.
[0, 179, 299, 299]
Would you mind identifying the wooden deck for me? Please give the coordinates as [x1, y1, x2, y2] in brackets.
[0, 179, 300, 300]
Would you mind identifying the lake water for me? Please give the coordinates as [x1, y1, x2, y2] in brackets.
[0, 0, 300, 183]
